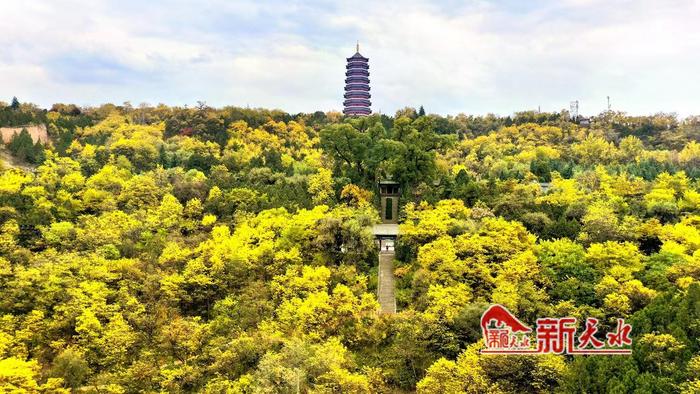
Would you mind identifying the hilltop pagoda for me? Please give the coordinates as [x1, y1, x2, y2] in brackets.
[343, 43, 371, 116]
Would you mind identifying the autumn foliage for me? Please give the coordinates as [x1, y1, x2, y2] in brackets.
[0, 101, 699, 392]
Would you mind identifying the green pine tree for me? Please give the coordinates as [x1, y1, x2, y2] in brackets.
[8, 128, 35, 162]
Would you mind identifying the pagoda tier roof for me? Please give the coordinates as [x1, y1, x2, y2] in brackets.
[345, 77, 370, 84]
[346, 62, 369, 69]
[343, 108, 372, 115]
[344, 84, 370, 91]
[343, 99, 372, 106]
[346, 71, 369, 75]
[344, 92, 371, 99]
[346, 52, 369, 61]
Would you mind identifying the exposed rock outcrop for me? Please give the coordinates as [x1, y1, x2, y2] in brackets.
[0, 124, 48, 144]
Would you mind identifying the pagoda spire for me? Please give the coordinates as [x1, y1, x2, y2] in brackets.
[356, 41, 359, 53]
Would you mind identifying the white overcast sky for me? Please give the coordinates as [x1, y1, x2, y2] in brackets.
[1, 0, 700, 116]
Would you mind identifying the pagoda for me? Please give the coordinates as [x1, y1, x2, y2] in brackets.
[343, 43, 371, 116]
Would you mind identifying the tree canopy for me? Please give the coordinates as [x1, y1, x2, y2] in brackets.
[0, 101, 698, 392]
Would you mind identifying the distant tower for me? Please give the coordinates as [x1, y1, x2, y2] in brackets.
[378, 181, 400, 224]
[343, 42, 371, 116]
[570, 100, 579, 120]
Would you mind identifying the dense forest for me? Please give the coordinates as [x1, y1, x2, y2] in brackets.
[0, 97, 699, 393]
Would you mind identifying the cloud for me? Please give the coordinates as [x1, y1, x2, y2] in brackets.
[1, 0, 700, 116]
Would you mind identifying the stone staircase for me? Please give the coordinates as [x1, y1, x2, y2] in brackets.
[378, 251, 396, 313]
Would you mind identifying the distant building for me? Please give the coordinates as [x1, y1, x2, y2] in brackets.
[373, 180, 399, 314]
[343, 43, 371, 116]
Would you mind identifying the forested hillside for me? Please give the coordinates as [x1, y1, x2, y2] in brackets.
[0, 99, 699, 393]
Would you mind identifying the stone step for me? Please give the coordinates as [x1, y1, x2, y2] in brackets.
[378, 252, 396, 314]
